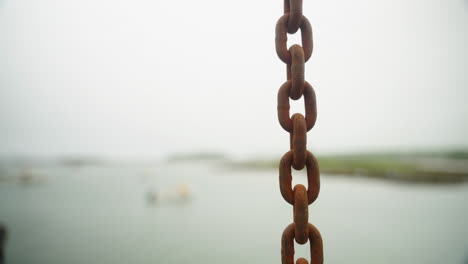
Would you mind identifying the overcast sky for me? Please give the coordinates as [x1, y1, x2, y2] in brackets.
[1, 0, 467, 158]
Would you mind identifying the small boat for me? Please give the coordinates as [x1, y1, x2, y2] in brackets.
[146, 184, 192, 205]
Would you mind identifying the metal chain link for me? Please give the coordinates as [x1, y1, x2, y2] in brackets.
[276, 0, 324, 263]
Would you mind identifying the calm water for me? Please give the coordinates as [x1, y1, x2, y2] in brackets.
[0, 161, 467, 264]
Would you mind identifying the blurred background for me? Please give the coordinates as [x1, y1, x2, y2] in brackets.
[1, 0, 467, 263]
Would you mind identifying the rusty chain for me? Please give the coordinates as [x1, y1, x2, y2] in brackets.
[276, 0, 323, 263]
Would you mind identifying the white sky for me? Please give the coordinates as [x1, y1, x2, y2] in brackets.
[1, 0, 467, 158]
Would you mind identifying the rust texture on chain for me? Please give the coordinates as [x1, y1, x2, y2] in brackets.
[276, 0, 323, 263]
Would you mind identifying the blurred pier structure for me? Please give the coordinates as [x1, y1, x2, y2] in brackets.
[0, 224, 6, 264]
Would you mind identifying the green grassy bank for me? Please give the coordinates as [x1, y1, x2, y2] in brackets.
[227, 151, 468, 184]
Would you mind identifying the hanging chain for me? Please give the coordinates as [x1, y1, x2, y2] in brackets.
[275, 0, 323, 263]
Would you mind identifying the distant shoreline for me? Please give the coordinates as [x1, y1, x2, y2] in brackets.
[223, 151, 468, 184]
[1, 151, 467, 184]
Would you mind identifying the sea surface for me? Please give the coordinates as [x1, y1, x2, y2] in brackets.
[0, 161, 467, 264]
